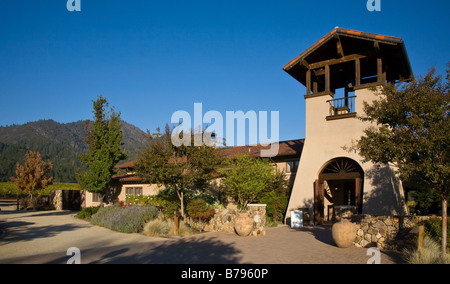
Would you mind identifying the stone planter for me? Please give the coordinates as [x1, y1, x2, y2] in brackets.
[234, 213, 253, 237]
[331, 220, 356, 248]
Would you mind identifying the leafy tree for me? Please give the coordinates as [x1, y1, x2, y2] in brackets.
[352, 65, 449, 256]
[220, 154, 287, 210]
[135, 125, 221, 217]
[10, 150, 53, 209]
[76, 96, 127, 205]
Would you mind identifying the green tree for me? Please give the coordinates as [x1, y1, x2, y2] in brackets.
[135, 125, 221, 217]
[76, 96, 127, 205]
[352, 66, 449, 256]
[10, 150, 53, 209]
[220, 154, 287, 210]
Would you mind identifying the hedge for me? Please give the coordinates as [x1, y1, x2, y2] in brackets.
[0, 182, 81, 197]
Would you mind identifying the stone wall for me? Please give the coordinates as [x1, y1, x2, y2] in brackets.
[204, 204, 266, 236]
[348, 215, 439, 250]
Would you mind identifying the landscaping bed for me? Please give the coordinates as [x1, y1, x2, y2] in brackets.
[77, 205, 198, 237]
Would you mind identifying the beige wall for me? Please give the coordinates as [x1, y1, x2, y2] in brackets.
[286, 87, 408, 222]
[84, 183, 161, 208]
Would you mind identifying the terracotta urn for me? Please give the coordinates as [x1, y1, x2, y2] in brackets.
[234, 213, 253, 237]
[331, 220, 356, 248]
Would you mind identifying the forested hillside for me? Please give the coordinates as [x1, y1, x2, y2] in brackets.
[0, 120, 147, 182]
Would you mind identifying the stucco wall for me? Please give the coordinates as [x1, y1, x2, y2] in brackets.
[84, 183, 161, 208]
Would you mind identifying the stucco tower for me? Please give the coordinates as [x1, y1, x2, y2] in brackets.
[284, 28, 413, 224]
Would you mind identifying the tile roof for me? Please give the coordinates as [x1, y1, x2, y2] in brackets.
[220, 139, 304, 158]
[111, 174, 144, 183]
[115, 139, 305, 169]
[112, 139, 304, 183]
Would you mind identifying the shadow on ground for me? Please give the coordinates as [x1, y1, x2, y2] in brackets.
[4, 235, 243, 264]
[0, 211, 89, 245]
[290, 225, 335, 246]
[290, 225, 403, 263]
[86, 235, 243, 264]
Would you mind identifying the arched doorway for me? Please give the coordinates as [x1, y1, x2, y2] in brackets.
[314, 157, 364, 224]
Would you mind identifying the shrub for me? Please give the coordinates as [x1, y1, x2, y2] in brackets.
[143, 218, 194, 237]
[126, 191, 180, 218]
[260, 191, 288, 222]
[90, 206, 122, 228]
[403, 236, 449, 264]
[91, 205, 158, 233]
[77, 206, 100, 219]
[143, 219, 171, 237]
[420, 218, 450, 250]
[186, 199, 215, 221]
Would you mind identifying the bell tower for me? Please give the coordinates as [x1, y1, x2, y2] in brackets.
[284, 28, 413, 224]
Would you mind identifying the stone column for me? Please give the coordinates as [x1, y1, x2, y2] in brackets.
[247, 204, 267, 236]
[50, 190, 63, 211]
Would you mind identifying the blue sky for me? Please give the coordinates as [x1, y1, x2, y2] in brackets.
[0, 0, 449, 144]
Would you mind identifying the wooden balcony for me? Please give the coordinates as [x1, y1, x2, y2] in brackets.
[326, 96, 356, 120]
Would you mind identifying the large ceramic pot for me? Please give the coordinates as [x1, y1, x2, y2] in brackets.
[234, 213, 254, 237]
[331, 220, 356, 248]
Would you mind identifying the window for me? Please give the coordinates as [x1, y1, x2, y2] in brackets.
[287, 161, 299, 173]
[125, 187, 143, 196]
[92, 193, 103, 203]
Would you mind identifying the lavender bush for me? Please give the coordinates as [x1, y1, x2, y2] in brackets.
[91, 205, 158, 233]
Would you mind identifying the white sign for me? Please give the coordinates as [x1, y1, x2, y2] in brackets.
[290, 210, 303, 228]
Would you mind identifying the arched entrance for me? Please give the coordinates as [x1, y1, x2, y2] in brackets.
[314, 157, 364, 224]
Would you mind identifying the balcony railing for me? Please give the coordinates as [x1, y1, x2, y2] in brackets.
[327, 96, 356, 119]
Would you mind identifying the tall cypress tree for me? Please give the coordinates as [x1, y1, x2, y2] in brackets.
[76, 96, 127, 205]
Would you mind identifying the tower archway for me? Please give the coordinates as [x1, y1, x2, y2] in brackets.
[314, 157, 364, 224]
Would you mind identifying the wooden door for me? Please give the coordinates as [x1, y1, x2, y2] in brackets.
[355, 177, 363, 214]
[314, 179, 324, 225]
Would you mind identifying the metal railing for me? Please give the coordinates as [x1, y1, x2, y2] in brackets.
[327, 96, 356, 117]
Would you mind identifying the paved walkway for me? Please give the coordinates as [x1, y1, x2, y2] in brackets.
[0, 201, 402, 264]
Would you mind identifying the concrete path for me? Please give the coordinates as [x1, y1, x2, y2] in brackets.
[0, 201, 402, 264]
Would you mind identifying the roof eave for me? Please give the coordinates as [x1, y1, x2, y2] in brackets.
[283, 28, 405, 72]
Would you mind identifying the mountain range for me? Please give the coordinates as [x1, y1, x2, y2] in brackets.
[0, 119, 148, 183]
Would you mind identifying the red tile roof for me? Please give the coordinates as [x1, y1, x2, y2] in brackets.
[115, 139, 304, 169]
[111, 174, 144, 183]
[220, 139, 304, 158]
[113, 139, 304, 184]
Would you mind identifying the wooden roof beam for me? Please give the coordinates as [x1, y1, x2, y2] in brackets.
[336, 35, 345, 58]
[308, 50, 375, 70]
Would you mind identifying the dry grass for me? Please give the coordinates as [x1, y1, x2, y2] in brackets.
[403, 236, 450, 264]
[143, 218, 195, 238]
